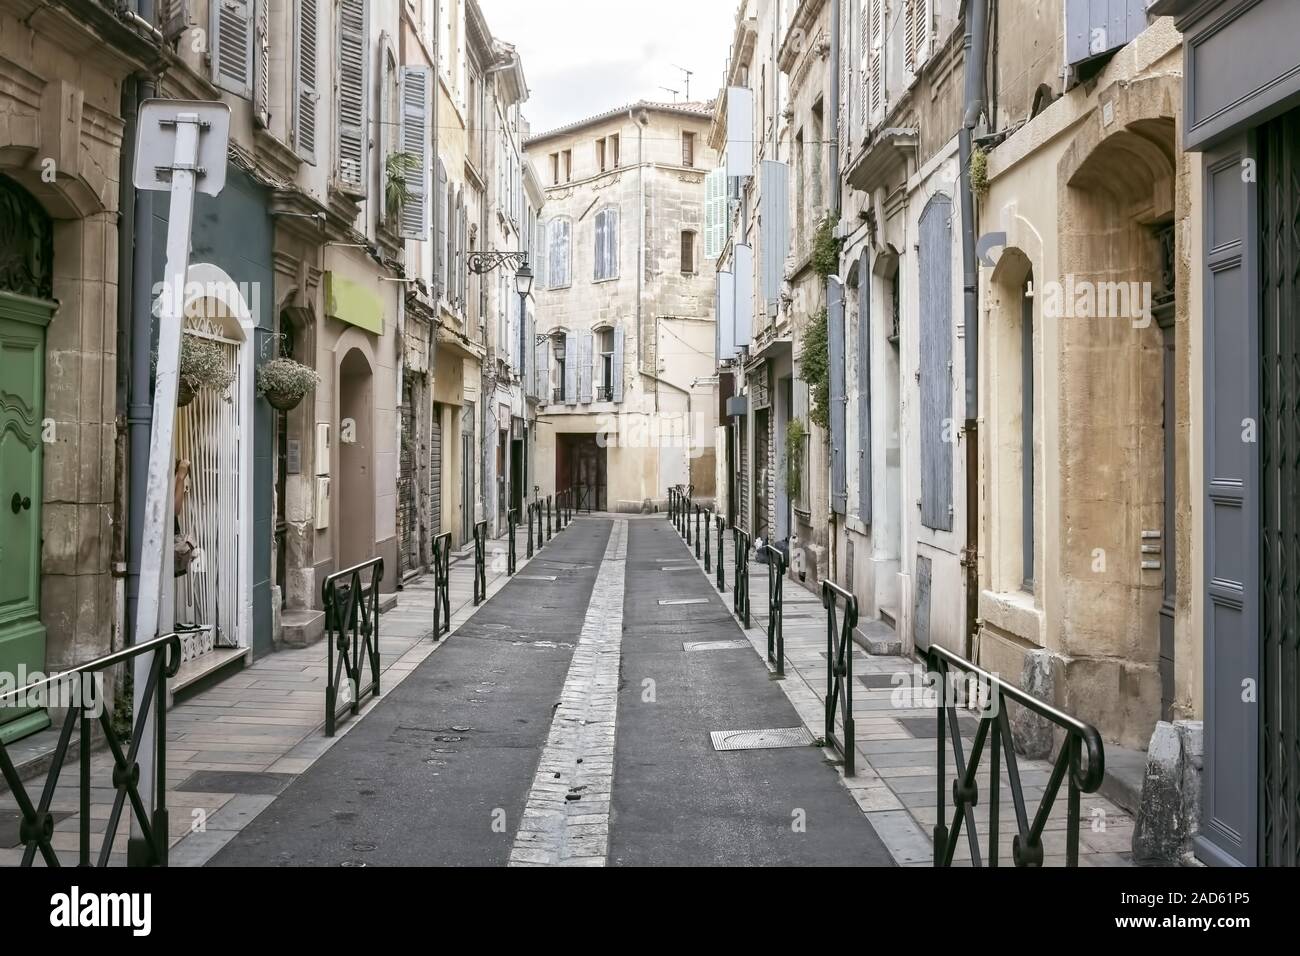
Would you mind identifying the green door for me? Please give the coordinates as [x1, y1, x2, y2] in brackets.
[0, 291, 52, 742]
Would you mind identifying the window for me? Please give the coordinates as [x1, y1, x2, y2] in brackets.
[550, 152, 560, 185]
[594, 207, 619, 281]
[596, 328, 614, 401]
[552, 332, 568, 403]
[596, 134, 620, 172]
[335, 0, 370, 190]
[547, 217, 572, 289]
[680, 230, 697, 274]
[562, 149, 572, 182]
[682, 130, 696, 168]
[596, 138, 605, 173]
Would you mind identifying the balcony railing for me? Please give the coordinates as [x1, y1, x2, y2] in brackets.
[595, 384, 614, 402]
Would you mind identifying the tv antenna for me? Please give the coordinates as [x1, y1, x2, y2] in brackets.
[673, 64, 694, 100]
[660, 86, 680, 102]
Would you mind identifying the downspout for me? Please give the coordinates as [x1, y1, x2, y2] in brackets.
[827, 0, 841, 580]
[126, 0, 159, 651]
[958, 0, 990, 660]
[114, 73, 138, 656]
[630, 108, 648, 408]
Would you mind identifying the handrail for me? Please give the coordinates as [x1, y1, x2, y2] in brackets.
[472, 520, 488, 605]
[764, 543, 786, 676]
[822, 579, 857, 776]
[0, 631, 183, 866]
[918, 641, 1106, 866]
[432, 531, 452, 636]
[733, 526, 751, 627]
[323, 556, 384, 736]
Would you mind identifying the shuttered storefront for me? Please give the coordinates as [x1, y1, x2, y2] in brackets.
[738, 418, 749, 533]
[430, 403, 443, 537]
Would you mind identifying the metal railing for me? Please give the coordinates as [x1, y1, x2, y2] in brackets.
[432, 531, 451, 637]
[765, 543, 786, 676]
[506, 508, 517, 575]
[473, 520, 488, 605]
[715, 514, 726, 591]
[694, 505, 702, 558]
[920, 642, 1106, 867]
[324, 557, 384, 737]
[822, 580, 857, 776]
[552, 387, 564, 404]
[703, 508, 712, 572]
[596, 384, 614, 401]
[733, 527, 751, 627]
[0, 631, 182, 866]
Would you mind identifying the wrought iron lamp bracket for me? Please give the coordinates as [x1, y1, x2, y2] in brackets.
[466, 250, 528, 275]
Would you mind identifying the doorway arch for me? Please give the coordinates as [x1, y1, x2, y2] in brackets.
[337, 346, 375, 570]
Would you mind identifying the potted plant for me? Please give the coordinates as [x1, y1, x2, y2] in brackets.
[173, 336, 236, 407]
[257, 357, 319, 411]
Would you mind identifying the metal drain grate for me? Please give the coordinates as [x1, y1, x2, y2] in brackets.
[683, 639, 751, 652]
[709, 727, 817, 751]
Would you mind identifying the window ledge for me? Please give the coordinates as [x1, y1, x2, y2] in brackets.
[978, 588, 1044, 648]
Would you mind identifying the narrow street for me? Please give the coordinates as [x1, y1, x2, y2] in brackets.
[206, 516, 890, 867]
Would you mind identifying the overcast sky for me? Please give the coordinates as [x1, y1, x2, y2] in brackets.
[479, 0, 737, 136]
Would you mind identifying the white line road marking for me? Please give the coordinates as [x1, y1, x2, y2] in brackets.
[509, 519, 627, 866]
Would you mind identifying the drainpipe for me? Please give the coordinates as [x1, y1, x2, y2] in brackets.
[958, 0, 990, 660]
[126, 0, 159, 652]
[629, 107, 648, 404]
[827, 0, 841, 581]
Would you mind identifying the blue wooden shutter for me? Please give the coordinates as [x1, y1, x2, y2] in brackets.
[1065, 0, 1151, 69]
[858, 249, 872, 523]
[919, 195, 953, 532]
[612, 325, 625, 403]
[760, 160, 790, 317]
[828, 277, 847, 515]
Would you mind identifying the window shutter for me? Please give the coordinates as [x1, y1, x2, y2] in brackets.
[158, 0, 192, 41]
[535, 221, 548, 289]
[857, 249, 872, 523]
[717, 270, 736, 361]
[858, 0, 869, 131]
[293, 0, 319, 162]
[869, 0, 884, 123]
[535, 333, 549, 402]
[435, 161, 448, 296]
[336, 0, 370, 190]
[733, 243, 754, 347]
[579, 331, 593, 403]
[211, 0, 255, 98]
[564, 334, 578, 403]
[919, 195, 953, 532]
[254, 0, 270, 126]
[726, 87, 754, 178]
[549, 218, 570, 289]
[760, 160, 789, 317]
[398, 66, 430, 240]
[828, 276, 847, 515]
[612, 324, 625, 403]
[705, 166, 728, 260]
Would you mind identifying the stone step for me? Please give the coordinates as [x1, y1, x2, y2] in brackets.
[280, 608, 325, 648]
[853, 617, 904, 656]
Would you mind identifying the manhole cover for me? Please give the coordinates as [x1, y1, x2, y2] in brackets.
[659, 598, 709, 606]
[709, 727, 817, 751]
[683, 639, 750, 652]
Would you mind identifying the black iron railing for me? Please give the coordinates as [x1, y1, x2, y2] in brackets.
[552, 387, 564, 404]
[507, 508, 517, 575]
[765, 543, 786, 676]
[473, 520, 488, 605]
[596, 384, 614, 401]
[822, 580, 857, 776]
[715, 514, 726, 591]
[920, 643, 1106, 867]
[432, 531, 451, 637]
[324, 557, 384, 737]
[0, 631, 183, 866]
[733, 526, 751, 627]
[667, 486, 676, 528]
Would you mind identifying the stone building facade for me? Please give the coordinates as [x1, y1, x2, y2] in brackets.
[525, 102, 719, 512]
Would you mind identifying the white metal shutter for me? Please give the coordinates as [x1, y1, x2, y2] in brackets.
[704, 166, 726, 260]
[828, 277, 847, 515]
[733, 243, 754, 347]
[435, 161, 448, 296]
[336, 0, 370, 190]
[717, 270, 736, 362]
[760, 160, 789, 317]
[612, 325, 625, 403]
[293, 0, 319, 163]
[211, 0, 255, 98]
[579, 331, 593, 402]
[726, 87, 754, 178]
[398, 66, 430, 240]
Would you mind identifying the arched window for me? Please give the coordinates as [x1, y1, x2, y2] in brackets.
[594, 207, 619, 281]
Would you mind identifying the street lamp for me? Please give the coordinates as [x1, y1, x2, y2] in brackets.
[515, 261, 533, 510]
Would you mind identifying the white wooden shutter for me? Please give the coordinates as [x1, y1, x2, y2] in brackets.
[869, 0, 884, 123]
[254, 0, 270, 126]
[293, 0, 319, 163]
[612, 325, 625, 403]
[398, 66, 430, 240]
[336, 0, 370, 190]
[705, 166, 727, 260]
[564, 334, 577, 403]
[535, 334, 550, 402]
[535, 221, 548, 289]
[435, 161, 448, 295]
[211, 0, 255, 98]
[579, 331, 593, 403]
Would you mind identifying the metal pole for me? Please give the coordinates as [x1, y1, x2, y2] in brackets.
[129, 111, 203, 862]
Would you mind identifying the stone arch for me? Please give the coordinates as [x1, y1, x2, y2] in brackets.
[336, 343, 376, 572]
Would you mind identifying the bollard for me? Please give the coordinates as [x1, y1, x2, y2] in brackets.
[526, 503, 534, 559]
[715, 515, 726, 592]
[695, 506, 701, 558]
[507, 509, 517, 575]
[546, 495, 552, 540]
[704, 509, 711, 573]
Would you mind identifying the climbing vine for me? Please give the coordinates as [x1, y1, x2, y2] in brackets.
[785, 418, 806, 501]
[802, 307, 830, 430]
[811, 216, 841, 278]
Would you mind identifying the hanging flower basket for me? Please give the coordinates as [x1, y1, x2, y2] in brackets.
[257, 357, 319, 412]
[162, 336, 235, 408]
[177, 380, 196, 407]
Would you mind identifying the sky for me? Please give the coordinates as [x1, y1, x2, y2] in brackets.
[478, 0, 738, 136]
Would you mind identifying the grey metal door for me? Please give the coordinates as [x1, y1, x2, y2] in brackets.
[1199, 132, 1259, 868]
[919, 195, 953, 532]
[430, 404, 442, 536]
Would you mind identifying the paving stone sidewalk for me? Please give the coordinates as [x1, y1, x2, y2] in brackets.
[680, 519, 1135, 867]
[0, 520, 556, 867]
